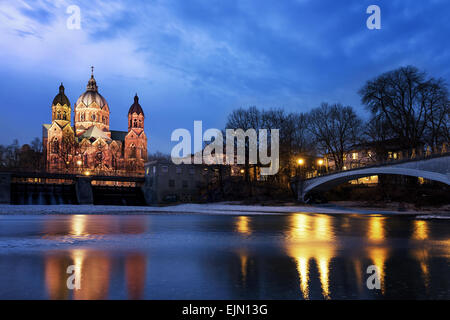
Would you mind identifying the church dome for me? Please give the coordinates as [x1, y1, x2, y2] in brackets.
[128, 94, 144, 116]
[75, 71, 108, 110]
[52, 83, 70, 106]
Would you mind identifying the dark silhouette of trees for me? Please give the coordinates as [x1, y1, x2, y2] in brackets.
[307, 103, 362, 170]
[225, 106, 261, 183]
[225, 106, 313, 185]
[359, 65, 449, 151]
[0, 138, 44, 171]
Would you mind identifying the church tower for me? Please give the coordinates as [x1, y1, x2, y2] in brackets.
[52, 83, 71, 126]
[45, 83, 75, 172]
[124, 94, 147, 171]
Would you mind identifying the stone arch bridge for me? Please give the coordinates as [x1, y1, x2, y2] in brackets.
[293, 154, 450, 202]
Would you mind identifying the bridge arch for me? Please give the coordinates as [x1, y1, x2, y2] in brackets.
[298, 156, 450, 202]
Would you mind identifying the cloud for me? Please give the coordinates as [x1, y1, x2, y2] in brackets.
[0, 0, 449, 152]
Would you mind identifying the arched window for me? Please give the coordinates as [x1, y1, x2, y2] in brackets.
[129, 119, 132, 128]
[133, 119, 138, 127]
[91, 114, 96, 121]
[63, 112, 67, 120]
[83, 153, 88, 166]
[139, 119, 142, 127]
[81, 113, 85, 121]
[130, 144, 136, 158]
[56, 111, 61, 120]
[52, 138, 59, 153]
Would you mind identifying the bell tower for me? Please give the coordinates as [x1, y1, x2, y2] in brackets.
[52, 83, 71, 127]
[125, 94, 147, 172]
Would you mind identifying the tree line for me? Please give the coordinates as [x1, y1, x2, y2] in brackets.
[0, 138, 44, 171]
[1, 65, 448, 179]
[225, 66, 449, 184]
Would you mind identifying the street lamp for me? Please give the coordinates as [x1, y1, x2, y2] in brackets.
[297, 158, 304, 178]
[317, 159, 324, 176]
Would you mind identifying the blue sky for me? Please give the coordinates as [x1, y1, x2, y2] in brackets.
[0, 0, 449, 153]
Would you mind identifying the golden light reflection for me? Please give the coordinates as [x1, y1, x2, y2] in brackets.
[317, 256, 331, 299]
[235, 216, 252, 235]
[353, 259, 363, 295]
[413, 220, 429, 240]
[288, 247, 310, 299]
[72, 251, 111, 300]
[314, 215, 334, 241]
[290, 214, 309, 240]
[71, 215, 87, 237]
[412, 249, 430, 290]
[44, 250, 112, 300]
[367, 247, 388, 294]
[125, 253, 147, 300]
[367, 216, 386, 241]
[236, 249, 249, 285]
[45, 254, 72, 299]
[285, 214, 335, 300]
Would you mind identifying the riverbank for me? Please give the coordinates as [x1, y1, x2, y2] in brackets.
[0, 202, 448, 216]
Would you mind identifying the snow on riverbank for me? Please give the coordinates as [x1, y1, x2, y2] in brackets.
[0, 202, 427, 215]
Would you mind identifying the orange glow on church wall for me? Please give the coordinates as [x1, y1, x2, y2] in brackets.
[43, 68, 148, 176]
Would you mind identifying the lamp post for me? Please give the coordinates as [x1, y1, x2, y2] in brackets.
[76, 159, 82, 174]
[297, 158, 304, 178]
[317, 159, 324, 176]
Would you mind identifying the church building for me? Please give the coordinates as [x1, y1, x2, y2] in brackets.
[42, 68, 148, 175]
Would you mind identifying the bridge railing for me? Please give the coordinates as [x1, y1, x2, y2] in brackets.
[301, 149, 450, 181]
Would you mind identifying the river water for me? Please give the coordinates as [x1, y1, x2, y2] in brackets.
[0, 213, 449, 299]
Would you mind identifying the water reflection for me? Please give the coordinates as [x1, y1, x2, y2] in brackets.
[366, 216, 388, 294]
[71, 215, 87, 237]
[366, 247, 388, 294]
[0, 214, 448, 299]
[45, 250, 111, 299]
[367, 216, 386, 241]
[235, 216, 252, 235]
[125, 253, 147, 300]
[236, 248, 249, 285]
[413, 220, 429, 240]
[285, 214, 335, 299]
[45, 254, 72, 300]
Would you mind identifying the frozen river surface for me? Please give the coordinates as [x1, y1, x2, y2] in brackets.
[0, 213, 449, 299]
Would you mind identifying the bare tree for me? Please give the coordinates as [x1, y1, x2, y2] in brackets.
[308, 103, 362, 170]
[365, 118, 389, 161]
[31, 137, 42, 153]
[359, 65, 449, 150]
[54, 135, 76, 172]
[422, 78, 450, 149]
[225, 106, 262, 183]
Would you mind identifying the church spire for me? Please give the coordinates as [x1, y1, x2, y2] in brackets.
[86, 66, 98, 92]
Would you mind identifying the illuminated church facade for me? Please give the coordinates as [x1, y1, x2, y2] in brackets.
[42, 69, 148, 175]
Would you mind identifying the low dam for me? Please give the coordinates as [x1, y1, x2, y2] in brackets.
[0, 172, 148, 206]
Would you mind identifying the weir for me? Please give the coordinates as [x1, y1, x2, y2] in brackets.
[0, 171, 148, 206]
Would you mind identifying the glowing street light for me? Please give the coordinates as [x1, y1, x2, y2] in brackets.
[317, 159, 324, 166]
[297, 158, 305, 179]
[76, 160, 82, 166]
